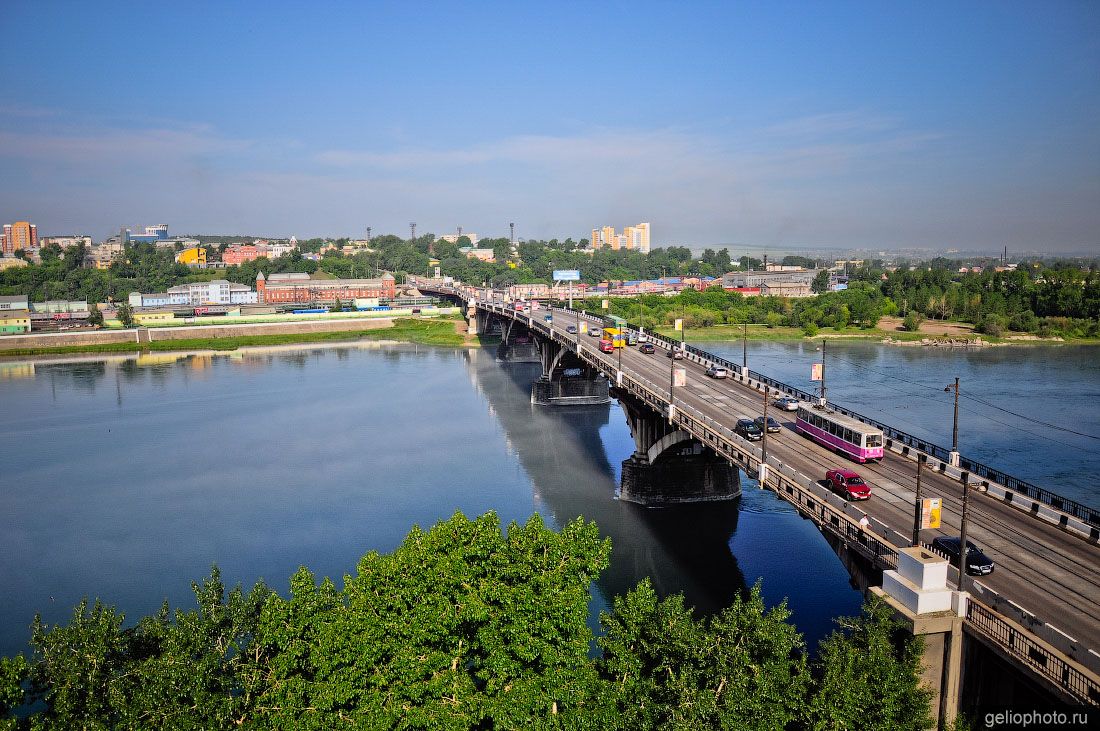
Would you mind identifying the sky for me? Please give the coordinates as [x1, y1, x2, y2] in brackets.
[1, 1, 1098, 253]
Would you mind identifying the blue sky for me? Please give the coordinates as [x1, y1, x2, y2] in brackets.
[1, 1, 1098, 252]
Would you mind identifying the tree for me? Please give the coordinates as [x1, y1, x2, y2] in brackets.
[812, 270, 831, 294]
[805, 598, 933, 731]
[329, 297, 343, 313]
[597, 581, 808, 730]
[901, 311, 923, 332]
[87, 303, 104, 327]
[115, 303, 134, 328]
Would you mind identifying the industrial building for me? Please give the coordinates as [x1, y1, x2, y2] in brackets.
[128, 280, 258, 308]
[257, 271, 396, 304]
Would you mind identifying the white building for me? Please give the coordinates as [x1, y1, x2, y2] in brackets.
[128, 280, 257, 308]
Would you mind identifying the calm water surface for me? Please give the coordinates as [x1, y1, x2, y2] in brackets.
[3, 340, 1094, 658]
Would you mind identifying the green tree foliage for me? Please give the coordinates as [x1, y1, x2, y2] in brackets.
[902, 311, 923, 332]
[811, 270, 831, 294]
[597, 581, 808, 730]
[3, 513, 935, 730]
[805, 598, 933, 731]
[115, 303, 134, 328]
[87, 303, 104, 327]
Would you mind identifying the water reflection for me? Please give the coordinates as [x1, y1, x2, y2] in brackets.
[463, 349, 746, 614]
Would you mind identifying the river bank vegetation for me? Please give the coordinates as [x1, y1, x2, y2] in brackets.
[3, 235, 1096, 341]
[1, 512, 932, 730]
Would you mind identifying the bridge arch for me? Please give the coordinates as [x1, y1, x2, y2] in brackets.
[646, 429, 696, 464]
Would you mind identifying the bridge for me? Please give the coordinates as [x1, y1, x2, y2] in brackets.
[420, 280, 1100, 723]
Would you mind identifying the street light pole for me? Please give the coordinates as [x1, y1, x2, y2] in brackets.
[912, 454, 925, 547]
[820, 339, 827, 405]
[957, 471, 971, 591]
[742, 320, 747, 371]
[761, 386, 769, 465]
[945, 377, 960, 466]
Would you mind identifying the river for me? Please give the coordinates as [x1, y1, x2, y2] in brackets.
[1, 340, 1095, 659]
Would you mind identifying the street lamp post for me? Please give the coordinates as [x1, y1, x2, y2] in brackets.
[815, 340, 827, 406]
[912, 454, 925, 547]
[742, 320, 747, 371]
[945, 377, 960, 467]
[957, 471, 971, 591]
[761, 386, 770, 465]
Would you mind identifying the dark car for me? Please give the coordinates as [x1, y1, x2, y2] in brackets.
[640, 343, 656, 354]
[931, 536, 995, 576]
[735, 418, 763, 441]
[754, 416, 781, 433]
[566, 325, 578, 334]
[666, 348, 685, 360]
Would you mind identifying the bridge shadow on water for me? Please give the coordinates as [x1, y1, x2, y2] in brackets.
[463, 346, 748, 617]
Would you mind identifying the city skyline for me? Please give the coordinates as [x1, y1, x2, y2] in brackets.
[1, 2, 1098, 253]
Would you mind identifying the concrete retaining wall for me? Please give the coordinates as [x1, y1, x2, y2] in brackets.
[0, 317, 396, 351]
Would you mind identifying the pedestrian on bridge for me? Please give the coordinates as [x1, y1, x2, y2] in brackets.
[859, 514, 870, 532]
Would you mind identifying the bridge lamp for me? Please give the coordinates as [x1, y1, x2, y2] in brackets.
[944, 378, 960, 467]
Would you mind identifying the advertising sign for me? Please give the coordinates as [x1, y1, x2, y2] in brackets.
[811, 363, 823, 381]
[921, 498, 942, 529]
[602, 299, 609, 309]
[674, 318, 683, 331]
[579, 321, 588, 334]
[673, 367, 686, 387]
[553, 270, 580, 281]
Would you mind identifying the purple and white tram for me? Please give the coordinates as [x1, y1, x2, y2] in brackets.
[796, 404, 884, 463]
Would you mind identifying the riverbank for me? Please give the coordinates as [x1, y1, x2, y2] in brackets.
[653, 323, 1098, 346]
[0, 318, 465, 356]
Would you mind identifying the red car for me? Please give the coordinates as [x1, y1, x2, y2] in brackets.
[825, 469, 871, 501]
[598, 339, 615, 353]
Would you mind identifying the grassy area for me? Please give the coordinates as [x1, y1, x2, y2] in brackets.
[653, 324, 902, 342]
[0, 318, 465, 356]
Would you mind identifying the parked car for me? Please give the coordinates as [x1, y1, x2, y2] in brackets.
[825, 469, 871, 500]
[640, 343, 656, 354]
[598, 339, 615, 353]
[735, 418, 763, 441]
[566, 324, 578, 334]
[931, 536, 995, 576]
[773, 396, 800, 412]
[754, 416, 781, 433]
[705, 366, 729, 379]
[667, 349, 685, 360]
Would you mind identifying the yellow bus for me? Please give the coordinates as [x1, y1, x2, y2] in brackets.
[601, 327, 626, 348]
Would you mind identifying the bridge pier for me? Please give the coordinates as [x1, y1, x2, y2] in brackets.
[616, 390, 741, 505]
[529, 334, 610, 406]
[872, 547, 966, 730]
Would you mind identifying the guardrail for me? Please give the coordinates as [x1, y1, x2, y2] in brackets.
[437, 287, 1100, 531]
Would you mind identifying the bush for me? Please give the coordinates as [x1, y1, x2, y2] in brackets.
[976, 315, 1005, 337]
[803, 323, 819, 337]
[765, 312, 784, 329]
[901, 311, 923, 332]
[1006, 310, 1039, 333]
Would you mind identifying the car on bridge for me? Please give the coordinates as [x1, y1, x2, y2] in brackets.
[667, 348, 685, 360]
[599, 339, 615, 353]
[544, 314, 553, 323]
[773, 396, 800, 411]
[588, 328, 601, 337]
[705, 366, 729, 379]
[754, 416, 781, 433]
[825, 469, 871, 501]
[735, 418, 763, 441]
[931, 536, 995, 576]
[640, 343, 656, 354]
[566, 324, 578, 334]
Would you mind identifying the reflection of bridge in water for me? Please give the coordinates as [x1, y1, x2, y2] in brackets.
[461, 346, 747, 615]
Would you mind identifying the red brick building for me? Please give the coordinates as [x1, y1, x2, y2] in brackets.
[257, 271, 396, 304]
[223, 244, 267, 265]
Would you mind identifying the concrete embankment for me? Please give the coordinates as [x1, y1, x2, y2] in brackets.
[0, 317, 395, 350]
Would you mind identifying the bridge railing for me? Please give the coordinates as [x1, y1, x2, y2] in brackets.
[449, 287, 1100, 531]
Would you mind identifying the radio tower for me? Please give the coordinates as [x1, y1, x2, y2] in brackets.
[457, 225, 462, 238]
[409, 222, 416, 242]
[366, 226, 371, 243]
[509, 222, 515, 250]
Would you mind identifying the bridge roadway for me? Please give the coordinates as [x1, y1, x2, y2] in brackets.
[479, 298, 1100, 663]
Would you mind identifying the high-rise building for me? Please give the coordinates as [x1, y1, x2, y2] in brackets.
[1, 221, 38, 256]
[589, 222, 650, 253]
